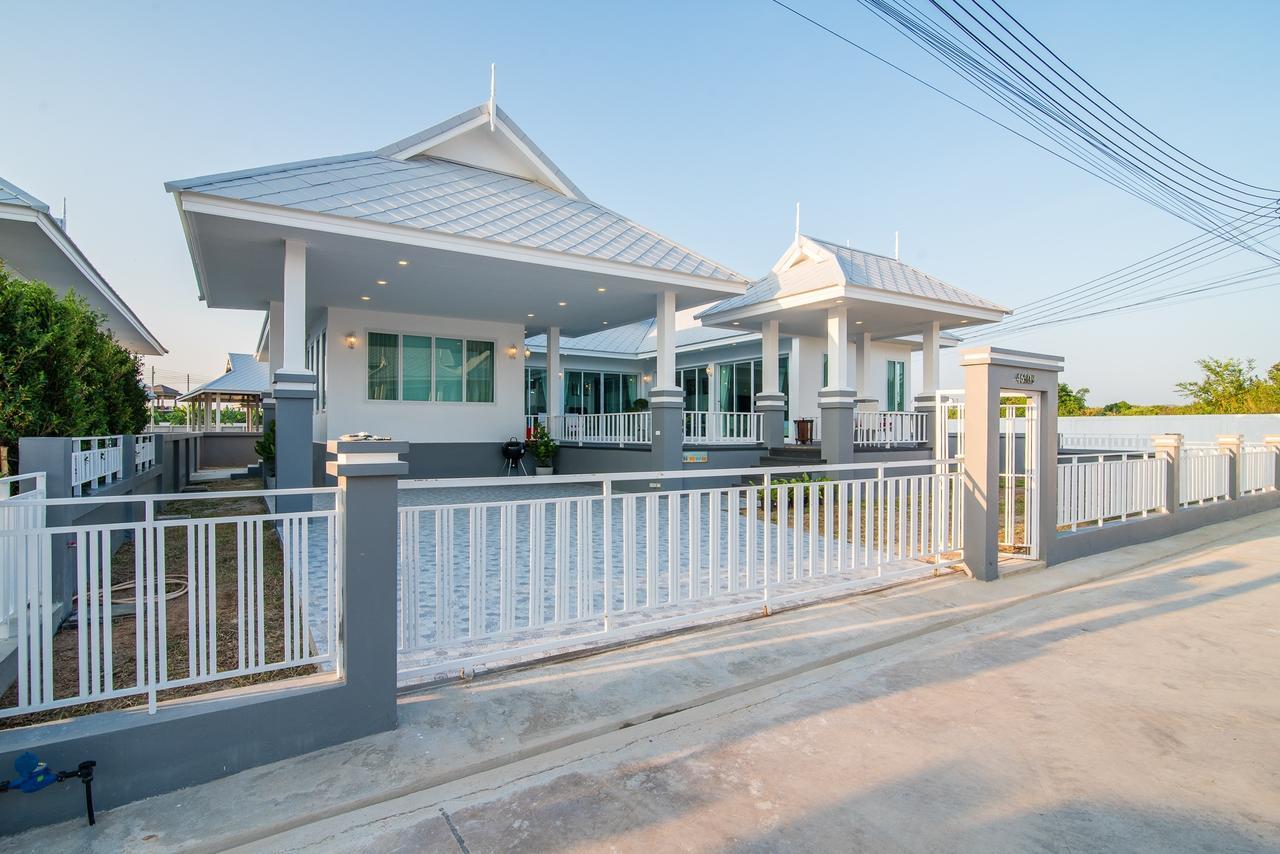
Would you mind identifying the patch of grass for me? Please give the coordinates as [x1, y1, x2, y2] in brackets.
[1, 478, 318, 729]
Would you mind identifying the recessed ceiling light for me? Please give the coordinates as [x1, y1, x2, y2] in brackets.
[397, 259, 409, 266]
[375, 279, 388, 285]
[360, 295, 371, 301]
[855, 320, 863, 325]
[558, 301, 567, 307]
[960, 320, 968, 324]
[732, 321, 740, 326]
[602, 321, 609, 325]
[596, 287, 607, 293]
[527, 313, 535, 318]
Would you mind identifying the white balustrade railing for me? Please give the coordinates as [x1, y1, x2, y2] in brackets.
[0, 486, 340, 718]
[683, 411, 763, 445]
[1057, 451, 1166, 531]
[1058, 433, 1153, 452]
[1180, 446, 1231, 506]
[1240, 444, 1278, 495]
[528, 412, 651, 446]
[135, 434, 156, 473]
[395, 458, 964, 681]
[0, 473, 46, 641]
[70, 436, 124, 496]
[853, 411, 929, 447]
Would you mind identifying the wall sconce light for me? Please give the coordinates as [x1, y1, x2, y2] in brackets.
[345, 333, 357, 349]
[705, 365, 713, 376]
[642, 373, 652, 383]
[524, 347, 533, 359]
[507, 344, 520, 360]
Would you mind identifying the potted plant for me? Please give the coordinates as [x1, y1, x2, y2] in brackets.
[530, 422, 558, 475]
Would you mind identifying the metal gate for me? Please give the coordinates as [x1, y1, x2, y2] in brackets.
[998, 394, 1039, 558]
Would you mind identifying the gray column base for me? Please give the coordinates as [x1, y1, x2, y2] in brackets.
[649, 388, 684, 489]
[754, 392, 786, 448]
[818, 388, 858, 466]
[273, 370, 317, 509]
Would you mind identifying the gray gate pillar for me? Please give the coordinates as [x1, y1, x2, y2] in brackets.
[755, 392, 787, 449]
[272, 370, 315, 511]
[327, 437, 408, 727]
[960, 347, 1063, 579]
[1216, 433, 1243, 500]
[649, 388, 684, 486]
[818, 388, 857, 466]
[1153, 433, 1182, 513]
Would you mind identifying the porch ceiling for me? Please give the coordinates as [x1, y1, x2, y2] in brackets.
[702, 285, 1003, 341]
[179, 202, 744, 338]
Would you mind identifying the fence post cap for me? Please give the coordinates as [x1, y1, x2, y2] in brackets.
[326, 436, 408, 478]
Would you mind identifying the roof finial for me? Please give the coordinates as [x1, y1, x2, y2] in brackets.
[894, 230, 900, 261]
[794, 202, 800, 242]
[488, 63, 496, 131]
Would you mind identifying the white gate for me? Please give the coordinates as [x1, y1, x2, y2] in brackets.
[999, 395, 1039, 558]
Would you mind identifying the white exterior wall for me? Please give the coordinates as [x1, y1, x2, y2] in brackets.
[1059, 413, 1280, 444]
[321, 306, 526, 444]
[786, 335, 915, 417]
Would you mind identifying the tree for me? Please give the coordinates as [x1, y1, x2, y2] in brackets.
[1058, 382, 1090, 416]
[0, 266, 148, 473]
[1175, 357, 1259, 413]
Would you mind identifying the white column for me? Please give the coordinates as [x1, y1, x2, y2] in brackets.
[268, 301, 284, 377]
[855, 331, 871, 398]
[214, 393, 221, 428]
[922, 320, 940, 396]
[546, 326, 562, 417]
[282, 239, 307, 373]
[825, 306, 849, 389]
[655, 290, 677, 389]
[761, 319, 780, 394]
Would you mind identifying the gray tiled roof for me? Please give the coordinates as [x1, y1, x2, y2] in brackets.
[168, 140, 743, 283]
[701, 236, 1006, 315]
[0, 176, 50, 212]
[183, 353, 270, 398]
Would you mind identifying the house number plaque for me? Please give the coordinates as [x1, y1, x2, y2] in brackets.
[1015, 372, 1036, 385]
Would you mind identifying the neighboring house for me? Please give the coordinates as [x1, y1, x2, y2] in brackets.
[166, 100, 746, 483]
[148, 384, 182, 411]
[177, 353, 270, 431]
[0, 176, 165, 356]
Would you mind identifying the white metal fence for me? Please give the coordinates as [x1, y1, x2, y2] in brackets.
[1057, 451, 1166, 531]
[1240, 444, 1278, 495]
[998, 398, 1039, 556]
[135, 434, 156, 473]
[683, 411, 763, 445]
[531, 412, 652, 447]
[852, 411, 928, 447]
[395, 459, 964, 681]
[934, 390, 965, 460]
[1179, 446, 1231, 507]
[70, 436, 124, 496]
[0, 473, 46, 641]
[0, 486, 341, 719]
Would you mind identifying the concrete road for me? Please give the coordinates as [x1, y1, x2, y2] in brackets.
[268, 516, 1280, 853]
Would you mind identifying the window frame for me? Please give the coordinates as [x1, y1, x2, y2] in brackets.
[364, 328, 498, 405]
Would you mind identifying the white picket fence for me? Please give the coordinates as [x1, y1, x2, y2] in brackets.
[0, 473, 47, 641]
[1240, 444, 1278, 495]
[70, 436, 124, 496]
[134, 434, 156, 473]
[683, 411, 763, 445]
[852, 411, 929, 447]
[531, 412, 652, 446]
[1057, 452, 1166, 530]
[1179, 447, 1231, 507]
[395, 459, 964, 681]
[0, 486, 340, 719]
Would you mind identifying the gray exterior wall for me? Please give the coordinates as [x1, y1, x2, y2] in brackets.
[198, 432, 262, 468]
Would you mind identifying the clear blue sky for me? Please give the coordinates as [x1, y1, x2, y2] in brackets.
[3, 1, 1276, 404]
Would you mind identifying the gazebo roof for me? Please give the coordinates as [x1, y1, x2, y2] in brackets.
[178, 353, 269, 402]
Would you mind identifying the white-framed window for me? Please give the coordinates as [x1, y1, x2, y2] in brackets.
[306, 330, 327, 412]
[367, 331, 495, 403]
